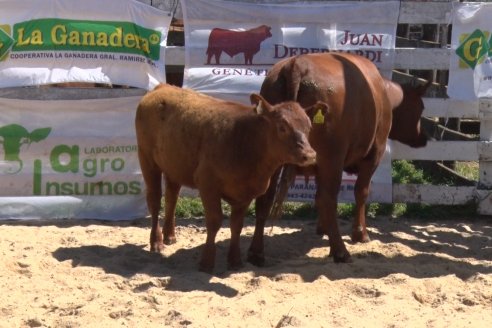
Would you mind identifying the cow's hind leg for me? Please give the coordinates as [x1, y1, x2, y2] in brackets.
[228, 202, 250, 270]
[248, 167, 282, 266]
[163, 178, 181, 245]
[351, 160, 378, 243]
[316, 159, 352, 263]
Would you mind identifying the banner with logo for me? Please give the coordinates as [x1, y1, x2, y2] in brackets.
[285, 144, 392, 203]
[181, 0, 399, 103]
[0, 0, 170, 90]
[448, 3, 492, 100]
[0, 96, 147, 220]
[181, 0, 398, 203]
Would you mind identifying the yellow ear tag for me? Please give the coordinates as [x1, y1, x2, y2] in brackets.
[313, 109, 325, 124]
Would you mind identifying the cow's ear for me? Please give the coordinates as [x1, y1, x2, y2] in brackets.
[250, 93, 271, 114]
[306, 101, 330, 125]
[384, 79, 403, 109]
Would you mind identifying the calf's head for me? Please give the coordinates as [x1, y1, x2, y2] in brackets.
[250, 93, 316, 166]
[388, 80, 431, 148]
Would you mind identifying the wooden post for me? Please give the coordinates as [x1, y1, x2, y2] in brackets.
[477, 98, 492, 214]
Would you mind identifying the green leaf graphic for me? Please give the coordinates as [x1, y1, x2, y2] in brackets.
[29, 127, 52, 142]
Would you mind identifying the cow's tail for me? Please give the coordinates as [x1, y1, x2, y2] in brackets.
[269, 163, 297, 221]
[281, 57, 302, 101]
[269, 57, 304, 221]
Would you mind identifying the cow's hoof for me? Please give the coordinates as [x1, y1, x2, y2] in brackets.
[329, 249, 352, 263]
[247, 251, 265, 267]
[351, 231, 371, 243]
[164, 236, 177, 245]
[333, 252, 353, 263]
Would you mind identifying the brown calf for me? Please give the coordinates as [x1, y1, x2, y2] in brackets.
[135, 83, 316, 273]
[249, 53, 430, 265]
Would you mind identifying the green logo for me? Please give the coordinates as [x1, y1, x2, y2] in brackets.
[0, 124, 51, 174]
[455, 29, 492, 69]
[0, 18, 162, 61]
[15, 18, 161, 60]
[0, 25, 15, 61]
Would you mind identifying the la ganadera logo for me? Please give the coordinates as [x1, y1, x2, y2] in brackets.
[0, 24, 15, 61]
[456, 29, 492, 69]
[0, 19, 162, 62]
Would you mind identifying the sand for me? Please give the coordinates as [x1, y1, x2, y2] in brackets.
[1, 214, 491, 328]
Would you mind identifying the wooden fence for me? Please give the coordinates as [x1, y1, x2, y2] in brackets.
[2, 0, 490, 214]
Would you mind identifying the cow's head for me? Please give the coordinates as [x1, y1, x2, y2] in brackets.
[262, 25, 272, 38]
[388, 80, 431, 148]
[250, 93, 316, 166]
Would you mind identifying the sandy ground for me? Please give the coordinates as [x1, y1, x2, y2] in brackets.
[1, 214, 491, 328]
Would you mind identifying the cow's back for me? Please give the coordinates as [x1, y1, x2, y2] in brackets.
[261, 53, 391, 167]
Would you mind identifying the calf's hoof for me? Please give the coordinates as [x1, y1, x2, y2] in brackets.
[247, 250, 265, 267]
[227, 259, 244, 271]
[198, 262, 214, 274]
[316, 225, 328, 236]
[150, 242, 165, 253]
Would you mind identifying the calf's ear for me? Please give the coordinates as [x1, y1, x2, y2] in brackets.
[250, 93, 271, 114]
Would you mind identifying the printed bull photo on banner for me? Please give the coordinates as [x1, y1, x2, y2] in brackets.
[206, 25, 272, 65]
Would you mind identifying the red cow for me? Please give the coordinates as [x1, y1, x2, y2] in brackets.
[206, 25, 272, 65]
[248, 53, 430, 265]
[135, 83, 316, 273]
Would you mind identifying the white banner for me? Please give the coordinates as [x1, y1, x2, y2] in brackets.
[181, 0, 397, 203]
[285, 143, 392, 204]
[0, 0, 170, 90]
[181, 0, 399, 103]
[0, 96, 147, 220]
[448, 3, 492, 100]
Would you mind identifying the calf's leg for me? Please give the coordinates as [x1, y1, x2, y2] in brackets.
[140, 162, 164, 252]
[163, 179, 181, 245]
[199, 191, 224, 273]
[228, 202, 250, 270]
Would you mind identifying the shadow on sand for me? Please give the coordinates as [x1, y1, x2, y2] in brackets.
[48, 215, 492, 297]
